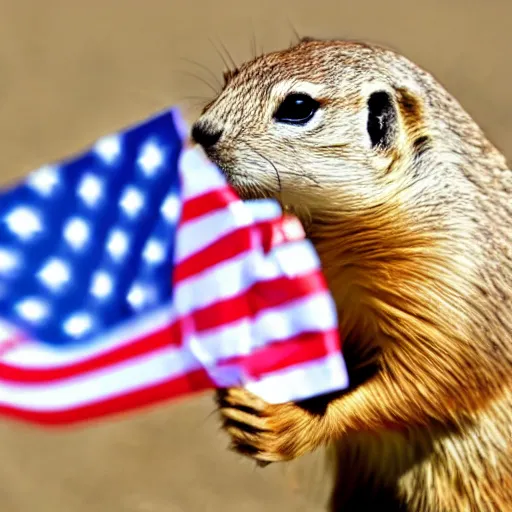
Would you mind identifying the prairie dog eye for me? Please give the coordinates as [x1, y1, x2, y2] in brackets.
[273, 93, 320, 125]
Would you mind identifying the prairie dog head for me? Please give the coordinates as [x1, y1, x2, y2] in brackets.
[191, 39, 490, 227]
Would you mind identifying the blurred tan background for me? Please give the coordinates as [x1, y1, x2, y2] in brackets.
[0, 1, 510, 510]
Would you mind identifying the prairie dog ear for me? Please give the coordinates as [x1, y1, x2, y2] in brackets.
[366, 87, 431, 160]
[366, 90, 397, 149]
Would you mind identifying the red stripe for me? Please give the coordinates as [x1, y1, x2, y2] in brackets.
[219, 329, 340, 379]
[174, 215, 307, 283]
[0, 368, 215, 427]
[0, 327, 178, 384]
[181, 186, 239, 223]
[186, 271, 326, 332]
[174, 223, 253, 283]
[0, 271, 327, 383]
[261, 215, 305, 252]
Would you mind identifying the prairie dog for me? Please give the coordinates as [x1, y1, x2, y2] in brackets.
[191, 39, 512, 511]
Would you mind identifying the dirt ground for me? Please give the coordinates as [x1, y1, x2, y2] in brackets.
[0, 1, 510, 510]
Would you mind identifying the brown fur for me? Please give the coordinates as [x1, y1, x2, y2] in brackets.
[193, 39, 512, 511]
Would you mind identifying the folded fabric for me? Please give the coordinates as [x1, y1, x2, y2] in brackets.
[0, 108, 348, 426]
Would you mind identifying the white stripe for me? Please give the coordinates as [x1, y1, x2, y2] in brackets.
[0, 345, 201, 411]
[175, 201, 252, 262]
[264, 239, 320, 277]
[242, 199, 282, 222]
[245, 353, 349, 404]
[179, 147, 227, 199]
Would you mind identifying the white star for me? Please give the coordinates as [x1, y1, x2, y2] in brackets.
[160, 194, 180, 223]
[94, 134, 122, 164]
[137, 141, 164, 176]
[63, 217, 90, 250]
[5, 207, 43, 241]
[27, 165, 59, 197]
[37, 258, 71, 292]
[107, 229, 129, 261]
[78, 174, 103, 207]
[63, 312, 94, 338]
[127, 283, 156, 310]
[15, 298, 49, 324]
[0, 249, 20, 274]
[143, 239, 166, 264]
[119, 187, 145, 218]
[90, 271, 113, 299]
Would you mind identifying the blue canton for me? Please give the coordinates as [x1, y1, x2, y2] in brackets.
[0, 110, 182, 347]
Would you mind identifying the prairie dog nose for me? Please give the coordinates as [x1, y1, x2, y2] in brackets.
[191, 122, 223, 149]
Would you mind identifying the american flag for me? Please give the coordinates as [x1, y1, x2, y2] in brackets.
[0, 109, 348, 426]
